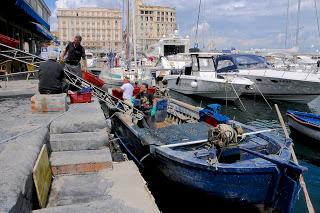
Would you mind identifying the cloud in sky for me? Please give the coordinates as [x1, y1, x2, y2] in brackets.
[47, 0, 320, 52]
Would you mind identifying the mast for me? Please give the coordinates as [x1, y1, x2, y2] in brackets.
[285, 0, 290, 48]
[194, 0, 202, 48]
[126, 0, 131, 71]
[295, 0, 301, 48]
[132, 0, 138, 73]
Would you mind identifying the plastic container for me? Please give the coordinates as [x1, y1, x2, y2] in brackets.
[133, 86, 156, 96]
[82, 71, 105, 88]
[156, 98, 168, 111]
[69, 92, 92, 103]
[0, 34, 20, 48]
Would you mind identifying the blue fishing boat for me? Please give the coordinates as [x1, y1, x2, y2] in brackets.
[111, 99, 306, 213]
[287, 110, 320, 142]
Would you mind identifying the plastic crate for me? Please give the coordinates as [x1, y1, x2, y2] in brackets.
[133, 86, 156, 96]
[0, 34, 20, 48]
[156, 98, 168, 111]
[69, 92, 92, 103]
[83, 71, 105, 88]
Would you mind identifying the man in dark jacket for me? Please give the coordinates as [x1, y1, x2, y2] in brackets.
[38, 51, 68, 94]
[60, 34, 87, 77]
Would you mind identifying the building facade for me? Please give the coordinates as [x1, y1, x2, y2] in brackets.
[135, 0, 177, 51]
[57, 8, 122, 54]
[0, 0, 52, 54]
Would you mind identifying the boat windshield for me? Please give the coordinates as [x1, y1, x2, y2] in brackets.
[234, 55, 270, 69]
[86, 54, 93, 59]
[198, 57, 215, 71]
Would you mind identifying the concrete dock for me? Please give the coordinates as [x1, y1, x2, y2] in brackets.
[0, 80, 159, 212]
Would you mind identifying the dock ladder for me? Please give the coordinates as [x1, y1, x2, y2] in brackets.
[0, 42, 144, 120]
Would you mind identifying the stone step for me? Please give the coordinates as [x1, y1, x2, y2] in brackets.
[49, 131, 108, 152]
[33, 161, 159, 213]
[50, 149, 112, 175]
[50, 101, 107, 134]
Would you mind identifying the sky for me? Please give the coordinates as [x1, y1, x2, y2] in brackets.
[45, 0, 320, 52]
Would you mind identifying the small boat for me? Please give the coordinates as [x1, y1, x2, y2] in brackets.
[287, 110, 320, 141]
[109, 98, 305, 213]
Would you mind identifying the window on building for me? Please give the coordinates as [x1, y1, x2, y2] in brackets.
[150, 17, 153, 21]
[157, 12, 160, 15]
[166, 12, 168, 15]
[146, 17, 148, 21]
[145, 11, 148, 14]
[157, 17, 160, 21]
[161, 17, 164, 21]
[141, 10, 144, 14]
[162, 12, 164, 15]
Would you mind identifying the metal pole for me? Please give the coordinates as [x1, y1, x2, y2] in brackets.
[295, 0, 301, 48]
[132, 0, 138, 77]
[285, 0, 290, 48]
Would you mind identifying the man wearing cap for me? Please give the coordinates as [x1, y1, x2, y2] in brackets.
[60, 34, 87, 77]
[38, 51, 68, 94]
[116, 76, 134, 105]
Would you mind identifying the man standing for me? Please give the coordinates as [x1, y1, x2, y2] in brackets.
[116, 76, 134, 105]
[38, 51, 68, 94]
[60, 35, 87, 77]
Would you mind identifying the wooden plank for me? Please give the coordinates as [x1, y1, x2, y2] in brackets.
[32, 144, 52, 208]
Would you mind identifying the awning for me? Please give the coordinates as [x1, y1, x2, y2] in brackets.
[15, 0, 50, 30]
[33, 22, 53, 40]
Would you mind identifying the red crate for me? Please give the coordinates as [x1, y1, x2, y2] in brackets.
[0, 34, 20, 48]
[83, 71, 105, 88]
[69, 92, 92, 103]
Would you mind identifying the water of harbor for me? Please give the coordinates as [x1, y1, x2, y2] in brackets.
[146, 92, 320, 213]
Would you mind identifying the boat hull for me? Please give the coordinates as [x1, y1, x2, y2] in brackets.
[288, 116, 320, 141]
[154, 149, 279, 205]
[165, 76, 252, 101]
[240, 74, 320, 104]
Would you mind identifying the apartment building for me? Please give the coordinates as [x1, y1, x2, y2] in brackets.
[57, 7, 122, 53]
[135, 0, 177, 51]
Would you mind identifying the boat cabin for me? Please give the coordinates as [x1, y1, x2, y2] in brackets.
[185, 53, 270, 75]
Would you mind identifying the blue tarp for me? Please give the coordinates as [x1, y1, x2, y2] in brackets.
[34, 23, 53, 40]
[199, 104, 230, 123]
[15, 0, 50, 30]
[287, 110, 320, 126]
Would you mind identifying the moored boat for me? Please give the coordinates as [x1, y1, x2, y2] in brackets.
[163, 53, 254, 101]
[287, 110, 320, 142]
[109, 98, 305, 213]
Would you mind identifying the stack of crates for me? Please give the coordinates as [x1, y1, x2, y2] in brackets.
[155, 98, 168, 122]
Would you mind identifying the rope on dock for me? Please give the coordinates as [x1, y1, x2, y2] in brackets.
[0, 105, 83, 145]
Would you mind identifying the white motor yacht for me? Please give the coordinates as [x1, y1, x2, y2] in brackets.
[215, 53, 320, 103]
[163, 53, 254, 101]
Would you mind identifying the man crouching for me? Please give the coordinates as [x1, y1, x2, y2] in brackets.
[38, 51, 68, 94]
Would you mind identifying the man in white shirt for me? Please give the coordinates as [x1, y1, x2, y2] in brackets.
[116, 76, 134, 106]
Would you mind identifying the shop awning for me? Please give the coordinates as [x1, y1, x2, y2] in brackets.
[33, 22, 53, 40]
[15, 0, 50, 30]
